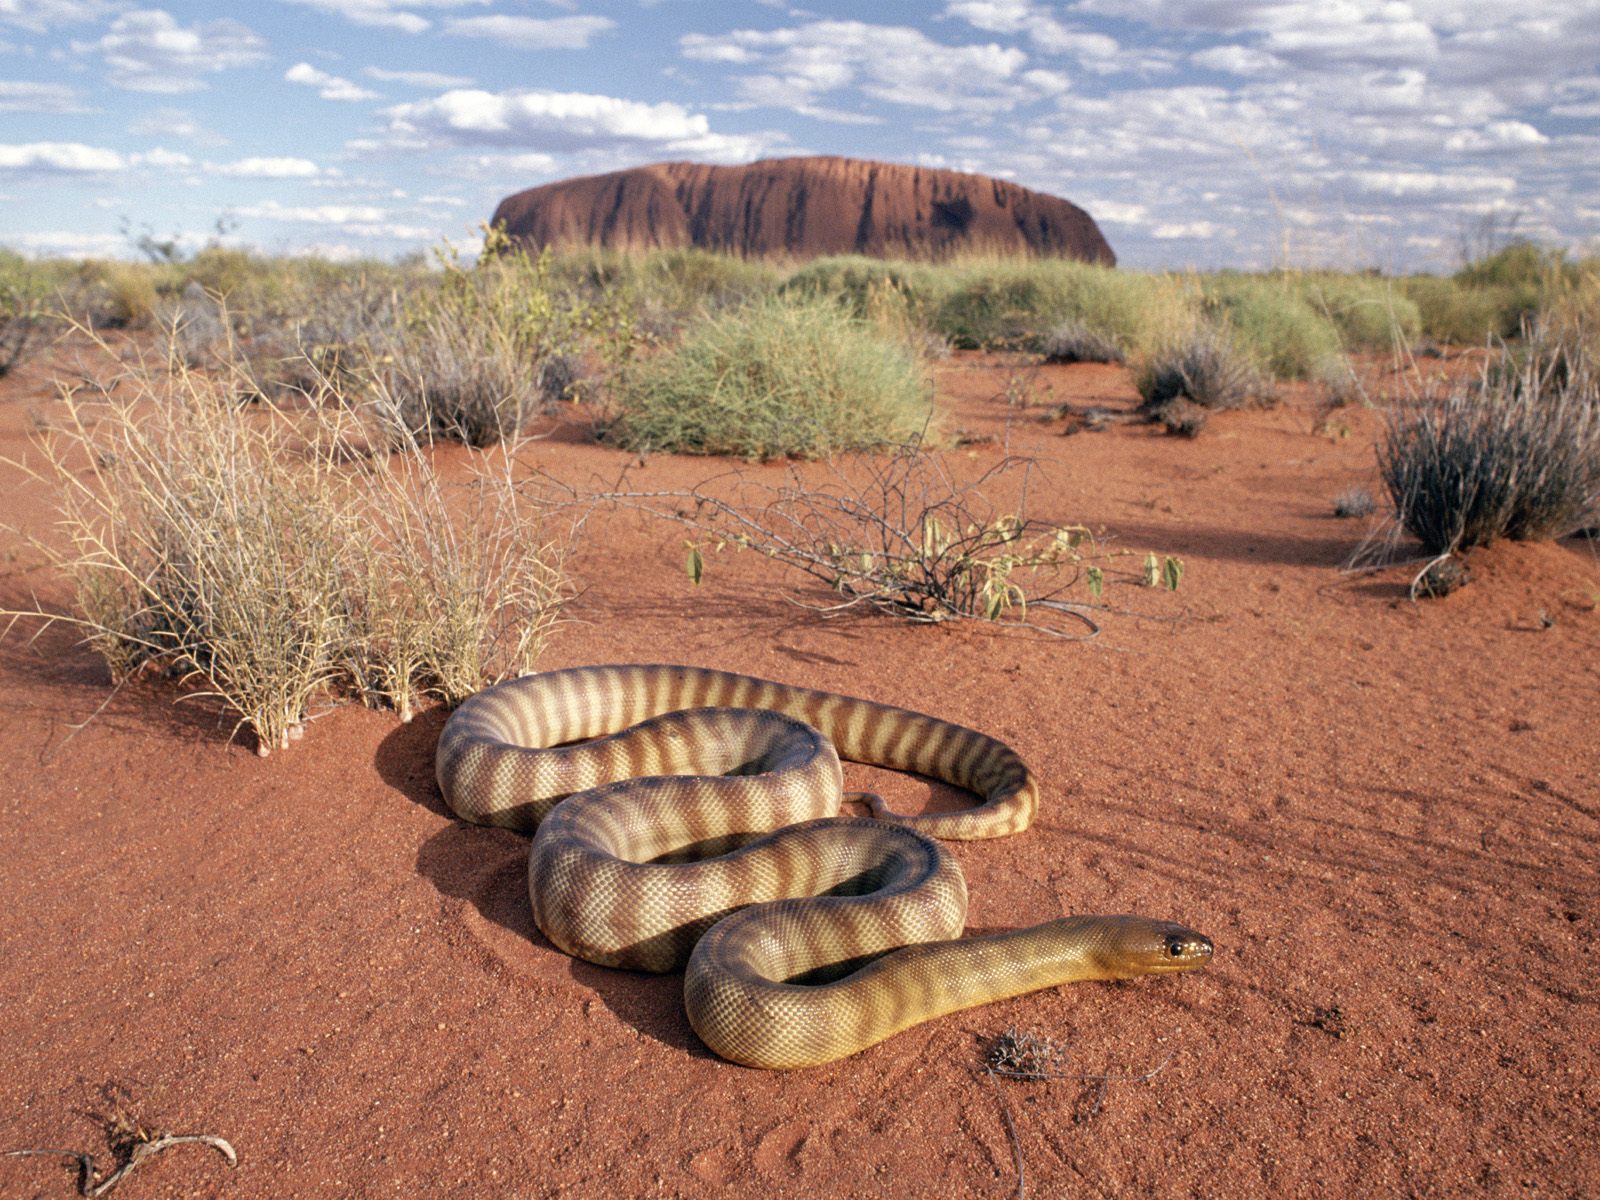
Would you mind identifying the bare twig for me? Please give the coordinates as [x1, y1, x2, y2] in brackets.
[8, 1084, 236, 1198]
[8, 1135, 237, 1197]
[976, 1028, 1184, 1198]
[565, 443, 1159, 638]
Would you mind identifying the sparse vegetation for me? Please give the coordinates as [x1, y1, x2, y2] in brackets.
[607, 444, 1174, 633]
[1134, 322, 1268, 434]
[14, 329, 571, 752]
[1333, 488, 1378, 518]
[602, 294, 935, 460]
[1378, 335, 1600, 555]
[1040, 317, 1125, 364]
[0, 249, 52, 376]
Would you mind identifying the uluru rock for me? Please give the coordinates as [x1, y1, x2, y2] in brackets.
[490, 156, 1115, 264]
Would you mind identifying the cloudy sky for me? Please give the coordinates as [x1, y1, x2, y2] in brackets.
[1, 0, 1595, 270]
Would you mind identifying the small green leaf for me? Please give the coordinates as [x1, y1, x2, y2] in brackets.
[1162, 556, 1184, 591]
[1087, 565, 1104, 598]
[1143, 551, 1160, 587]
[686, 544, 704, 585]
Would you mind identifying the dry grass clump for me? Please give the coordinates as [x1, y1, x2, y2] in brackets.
[1378, 335, 1600, 555]
[1134, 323, 1269, 434]
[1332, 488, 1378, 519]
[370, 240, 609, 447]
[1040, 317, 1125, 365]
[16, 331, 570, 751]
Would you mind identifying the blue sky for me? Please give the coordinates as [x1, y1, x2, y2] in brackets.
[1, 1, 1596, 271]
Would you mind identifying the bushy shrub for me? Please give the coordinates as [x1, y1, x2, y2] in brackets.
[0, 249, 52, 375]
[21, 335, 571, 750]
[928, 258, 1195, 357]
[1202, 274, 1343, 379]
[1295, 273, 1422, 351]
[1040, 316, 1125, 364]
[1401, 276, 1525, 344]
[1134, 322, 1268, 421]
[374, 243, 603, 446]
[605, 295, 934, 459]
[1379, 339, 1600, 554]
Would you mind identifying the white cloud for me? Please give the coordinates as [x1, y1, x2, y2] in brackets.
[1190, 44, 1282, 77]
[1082, 199, 1150, 224]
[455, 151, 559, 177]
[78, 9, 269, 94]
[0, 140, 123, 171]
[364, 66, 473, 88]
[213, 156, 321, 178]
[0, 80, 86, 111]
[1443, 120, 1548, 153]
[236, 199, 386, 223]
[443, 15, 615, 50]
[1345, 168, 1517, 197]
[1151, 221, 1218, 239]
[943, 0, 1152, 74]
[133, 146, 192, 168]
[681, 20, 1041, 115]
[6, 230, 129, 256]
[0, 0, 115, 32]
[385, 88, 768, 160]
[278, 0, 489, 35]
[285, 62, 381, 102]
[128, 106, 228, 145]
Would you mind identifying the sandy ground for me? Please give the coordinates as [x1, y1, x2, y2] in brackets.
[0, 336, 1595, 1199]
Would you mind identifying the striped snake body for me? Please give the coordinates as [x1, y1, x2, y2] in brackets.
[436, 664, 1211, 1069]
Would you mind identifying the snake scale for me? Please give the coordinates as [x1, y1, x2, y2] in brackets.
[436, 664, 1212, 1069]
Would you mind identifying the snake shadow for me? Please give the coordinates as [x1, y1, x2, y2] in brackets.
[375, 713, 714, 1059]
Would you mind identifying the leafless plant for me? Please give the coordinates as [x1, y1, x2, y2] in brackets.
[588, 443, 1177, 637]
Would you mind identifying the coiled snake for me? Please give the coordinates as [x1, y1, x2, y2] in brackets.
[436, 664, 1212, 1069]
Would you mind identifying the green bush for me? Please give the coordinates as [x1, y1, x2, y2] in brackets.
[606, 295, 934, 459]
[1202, 274, 1343, 379]
[1294, 273, 1421, 352]
[929, 258, 1194, 356]
[0, 249, 53, 375]
[1402, 276, 1523, 344]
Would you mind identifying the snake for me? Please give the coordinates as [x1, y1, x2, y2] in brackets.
[435, 664, 1212, 1070]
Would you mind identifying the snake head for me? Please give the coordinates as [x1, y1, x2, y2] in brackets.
[1080, 914, 1214, 978]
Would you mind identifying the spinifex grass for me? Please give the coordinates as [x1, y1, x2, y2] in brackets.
[15, 330, 571, 751]
[1379, 334, 1600, 555]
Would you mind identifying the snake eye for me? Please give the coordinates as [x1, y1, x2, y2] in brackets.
[1168, 940, 1184, 957]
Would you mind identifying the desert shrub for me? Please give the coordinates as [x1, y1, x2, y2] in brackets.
[638, 248, 780, 311]
[154, 281, 230, 367]
[1401, 276, 1524, 344]
[1294, 273, 1422, 352]
[1040, 317, 1125, 364]
[374, 241, 604, 446]
[929, 258, 1194, 357]
[780, 256, 937, 317]
[0, 249, 52, 376]
[1378, 338, 1600, 554]
[604, 295, 934, 459]
[1333, 488, 1378, 518]
[616, 445, 1174, 631]
[1134, 322, 1268, 423]
[17, 332, 571, 750]
[64, 260, 163, 328]
[1202, 274, 1343, 379]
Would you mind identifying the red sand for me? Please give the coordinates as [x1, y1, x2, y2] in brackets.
[1, 338, 1595, 1198]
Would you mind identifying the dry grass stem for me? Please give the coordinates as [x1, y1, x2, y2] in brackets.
[6, 326, 573, 750]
